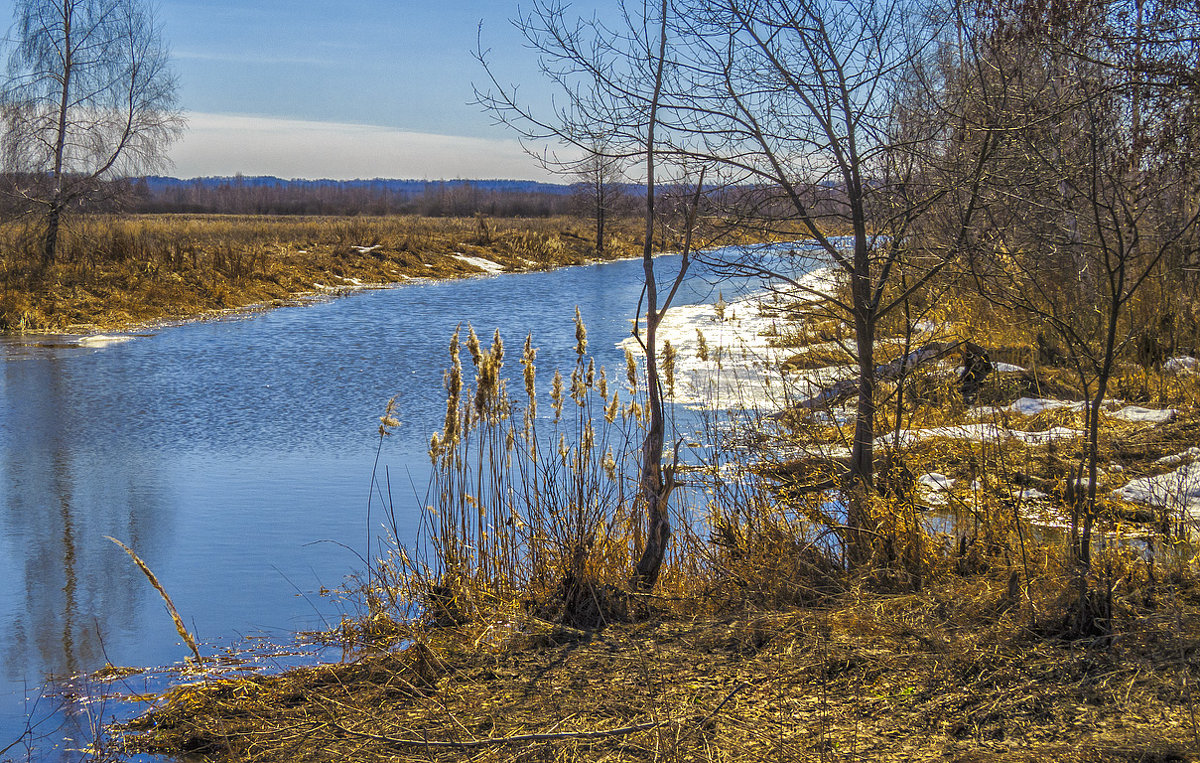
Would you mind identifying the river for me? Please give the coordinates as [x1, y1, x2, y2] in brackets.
[0, 244, 814, 761]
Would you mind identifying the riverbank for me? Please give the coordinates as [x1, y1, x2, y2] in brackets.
[0, 214, 656, 333]
[123, 571, 1200, 762]
[109, 267, 1200, 762]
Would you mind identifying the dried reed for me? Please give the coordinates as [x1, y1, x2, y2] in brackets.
[106, 536, 203, 663]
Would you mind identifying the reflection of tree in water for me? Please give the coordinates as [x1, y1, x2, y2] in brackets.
[1, 355, 169, 684]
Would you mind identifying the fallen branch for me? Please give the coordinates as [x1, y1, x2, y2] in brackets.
[772, 341, 967, 417]
[333, 719, 664, 749]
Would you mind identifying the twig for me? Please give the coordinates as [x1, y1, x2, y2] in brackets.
[106, 536, 202, 663]
[332, 719, 665, 748]
[675, 680, 754, 743]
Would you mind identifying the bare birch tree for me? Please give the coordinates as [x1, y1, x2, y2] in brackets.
[1, 0, 184, 265]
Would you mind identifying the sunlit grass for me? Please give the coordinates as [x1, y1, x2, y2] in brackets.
[0, 214, 650, 331]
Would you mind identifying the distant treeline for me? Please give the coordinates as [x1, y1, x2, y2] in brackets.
[0, 173, 835, 222]
[123, 176, 599, 217]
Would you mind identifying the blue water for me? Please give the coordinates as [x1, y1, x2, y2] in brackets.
[0, 243, 812, 760]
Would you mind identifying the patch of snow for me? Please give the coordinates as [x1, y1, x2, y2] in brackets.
[1070, 471, 1104, 490]
[918, 473, 954, 491]
[352, 244, 381, 254]
[619, 267, 843, 411]
[1001, 397, 1126, 416]
[1155, 448, 1200, 467]
[1021, 506, 1073, 530]
[78, 334, 135, 347]
[1163, 356, 1198, 374]
[810, 409, 855, 426]
[912, 319, 944, 334]
[879, 423, 1082, 446]
[1014, 487, 1048, 500]
[994, 362, 1026, 373]
[452, 254, 506, 273]
[1109, 405, 1176, 424]
[1111, 462, 1200, 515]
[790, 267, 841, 303]
[1004, 397, 1085, 416]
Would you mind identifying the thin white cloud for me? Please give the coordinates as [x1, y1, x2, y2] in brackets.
[173, 50, 337, 66]
[167, 113, 560, 181]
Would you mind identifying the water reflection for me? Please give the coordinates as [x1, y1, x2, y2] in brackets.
[2, 354, 169, 685]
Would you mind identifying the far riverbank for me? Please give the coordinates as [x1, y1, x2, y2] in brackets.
[1, 214, 669, 333]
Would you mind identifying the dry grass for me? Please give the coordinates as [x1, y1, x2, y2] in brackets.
[121, 562, 1200, 762]
[0, 214, 649, 332]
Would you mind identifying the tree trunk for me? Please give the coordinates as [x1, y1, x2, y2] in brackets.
[631, 0, 671, 592]
[596, 198, 605, 256]
[634, 307, 671, 589]
[45, 0, 74, 267]
[42, 199, 63, 267]
[848, 305, 875, 563]
[846, 220, 876, 561]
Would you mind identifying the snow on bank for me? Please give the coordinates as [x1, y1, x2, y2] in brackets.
[1164, 356, 1198, 374]
[1156, 448, 1200, 467]
[618, 267, 846, 410]
[878, 422, 1083, 447]
[1109, 405, 1177, 424]
[969, 397, 1176, 425]
[1112, 463, 1200, 515]
[1001, 398, 1087, 416]
[77, 334, 135, 347]
[452, 254, 506, 273]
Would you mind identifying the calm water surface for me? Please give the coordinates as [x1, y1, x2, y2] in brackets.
[0, 248, 802, 760]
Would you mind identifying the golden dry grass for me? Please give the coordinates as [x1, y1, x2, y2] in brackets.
[0, 214, 649, 332]
[120, 563, 1200, 763]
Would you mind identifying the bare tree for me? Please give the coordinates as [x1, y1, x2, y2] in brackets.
[571, 139, 627, 256]
[959, 0, 1200, 579]
[1, 0, 184, 265]
[481, 0, 1001, 568]
[640, 0, 995, 564]
[478, 0, 710, 589]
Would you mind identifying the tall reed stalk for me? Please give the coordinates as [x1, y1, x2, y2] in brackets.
[379, 311, 662, 626]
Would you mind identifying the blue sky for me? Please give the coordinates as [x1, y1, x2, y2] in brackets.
[0, 0, 604, 180]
